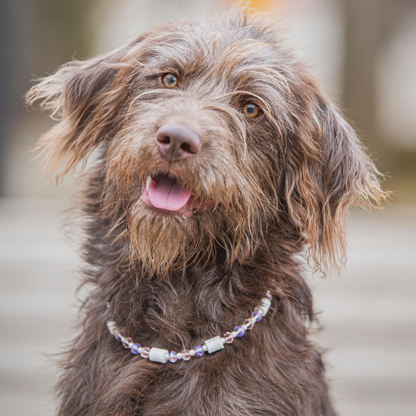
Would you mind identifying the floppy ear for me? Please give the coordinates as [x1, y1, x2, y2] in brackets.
[284, 92, 388, 273]
[26, 37, 143, 182]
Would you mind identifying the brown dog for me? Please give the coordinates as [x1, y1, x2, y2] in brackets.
[27, 10, 386, 416]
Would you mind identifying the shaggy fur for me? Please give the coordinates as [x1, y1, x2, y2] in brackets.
[27, 10, 386, 416]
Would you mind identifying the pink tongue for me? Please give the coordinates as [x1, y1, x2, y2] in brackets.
[148, 175, 192, 211]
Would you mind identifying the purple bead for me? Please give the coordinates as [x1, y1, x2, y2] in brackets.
[130, 343, 141, 355]
[168, 351, 178, 363]
[251, 311, 262, 322]
[234, 326, 245, 337]
[194, 345, 204, 357]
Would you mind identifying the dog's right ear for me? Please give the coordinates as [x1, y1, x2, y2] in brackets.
[26, 37, 144, 183]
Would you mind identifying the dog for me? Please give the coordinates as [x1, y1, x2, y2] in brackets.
[27, 10, 386, 416]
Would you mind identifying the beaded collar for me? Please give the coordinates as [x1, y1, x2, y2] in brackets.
[106, 291, 272, 364]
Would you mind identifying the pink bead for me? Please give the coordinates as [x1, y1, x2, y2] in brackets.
[244, 319, 254, 330]
[122, 337, 133, 348]
[224, 332, 234, 344]
[141, 347, 150, 358]
[115, 332, 125, 341]
[182, 349, 191, 361]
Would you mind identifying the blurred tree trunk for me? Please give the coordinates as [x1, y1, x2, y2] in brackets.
[12, 0, 96, 109]
[342, 0, 381, 147]
[1, 0, 95, 196]
[342, 0, 416, 181]
[0, 0, 14, 196]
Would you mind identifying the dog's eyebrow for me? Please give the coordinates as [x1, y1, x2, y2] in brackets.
[217, 90, 268, 107]
[129, 58, 165, 74]
[127, 90, 171, 112]
[259, 66, 294, 99]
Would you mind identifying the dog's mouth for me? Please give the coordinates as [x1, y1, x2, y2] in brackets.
[140, 174, 212, 217]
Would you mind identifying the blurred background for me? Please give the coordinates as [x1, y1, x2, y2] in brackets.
[0, 0, 415, 415]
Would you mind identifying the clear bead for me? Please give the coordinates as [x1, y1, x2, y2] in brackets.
[182, 349, 191, 361]
[168, 351, 178, 363]
[266, 290, 272, 300]
[141, 347, 150, 359]
[224, 332, 234, 344]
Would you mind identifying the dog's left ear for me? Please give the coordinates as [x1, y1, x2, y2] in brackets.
[284, 91, 388, 273]
[26, 37, 144, 183]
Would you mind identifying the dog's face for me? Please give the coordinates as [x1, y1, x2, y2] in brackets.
[27, 13, 385, 276]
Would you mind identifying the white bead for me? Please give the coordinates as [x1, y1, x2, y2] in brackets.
[231, 331, 238, 338]
[177, 353, 182, 359]
[260, 298, 271, 315]
[202, 345, 208, 351]
[258, 307, 267, 316]
[190, 349, 196, 356]
[149, 347, 169, 364]
[204, 336, 224, 354]
[107, 321, 117, 335]
[221, 337, 226, 344]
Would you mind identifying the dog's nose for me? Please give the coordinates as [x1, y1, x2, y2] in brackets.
[155, 124, 201, 161]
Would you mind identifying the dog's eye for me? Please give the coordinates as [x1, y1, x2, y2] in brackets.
[162, 73, 178, 88]
[242, 103, 260, 118]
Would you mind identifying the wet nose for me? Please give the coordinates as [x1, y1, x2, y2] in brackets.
[155, 124, 201, 161]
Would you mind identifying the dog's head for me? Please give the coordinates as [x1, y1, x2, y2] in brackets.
[27, 12, 386, 276]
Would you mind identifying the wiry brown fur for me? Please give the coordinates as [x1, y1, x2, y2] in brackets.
[27, 10, 387, 416]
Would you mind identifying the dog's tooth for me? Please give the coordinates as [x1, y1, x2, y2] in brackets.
[146, 176, 152, 191]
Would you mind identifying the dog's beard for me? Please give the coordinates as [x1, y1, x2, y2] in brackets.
[126, 199, 263, 278]
[127, 200, 219, 277]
